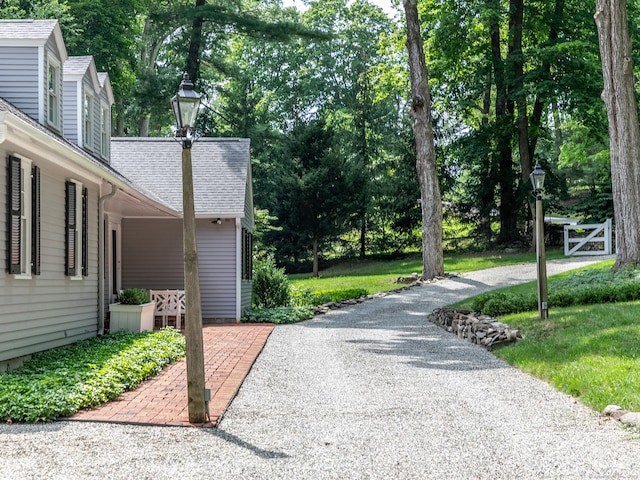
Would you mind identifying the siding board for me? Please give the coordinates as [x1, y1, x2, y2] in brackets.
[0, 46, 40, 120]
[0, 152, 99, 362]
[121, 218, 238, 320]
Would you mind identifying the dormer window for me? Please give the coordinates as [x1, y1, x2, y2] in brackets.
[100, 106, 110, 158]
[83, 92, 93, 149]
[47, 57, 61, 129]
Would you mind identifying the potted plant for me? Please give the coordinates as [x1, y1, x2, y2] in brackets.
[109, 288, 155, 333]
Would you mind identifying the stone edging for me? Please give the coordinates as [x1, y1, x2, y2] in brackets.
[603, 405, 640, 428]
[428, 307, 522, 350]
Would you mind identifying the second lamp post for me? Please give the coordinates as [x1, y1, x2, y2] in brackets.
[530, 162, 548, 320]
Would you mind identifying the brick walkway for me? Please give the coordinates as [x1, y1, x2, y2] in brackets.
[69, 324, 274, 428]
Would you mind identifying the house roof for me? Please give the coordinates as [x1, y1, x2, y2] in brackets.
[0, 19, 67, 61]
[97, 72, 115, 105]
[0, 97, 179, 217]
[110, 137, 251, 218]
[64, 55, 101, 92]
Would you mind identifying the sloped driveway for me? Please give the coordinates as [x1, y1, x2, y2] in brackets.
[3, 255, 639, 480]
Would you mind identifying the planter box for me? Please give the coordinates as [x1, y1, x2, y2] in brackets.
[109, 302, 155, 333]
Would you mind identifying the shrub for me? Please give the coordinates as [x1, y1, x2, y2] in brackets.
[289, 286, 368, 307]
[253, 257, 290, 308]
[242, 306, 315, 324]
[118, 288, 150, 305]
[471, 265, 640, 317]
[312, 288, 368, 304]
[289, 286, 315, 307]
[477, 292, 535, 317]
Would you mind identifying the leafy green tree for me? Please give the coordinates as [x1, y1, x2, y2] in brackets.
[267, 118, 356, 277]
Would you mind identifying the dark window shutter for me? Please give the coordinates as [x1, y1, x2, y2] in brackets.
[248, 232, 253, 280]
[31, 165, 41, 275]
[65, 181, 77, 276]
[7, 156, 21, 274]
[82, 187, 88, 276]
[248, 233, 253, 280]
[241, 229, 253, 280]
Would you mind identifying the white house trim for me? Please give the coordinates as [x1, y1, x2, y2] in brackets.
[236, 217, 242, 320]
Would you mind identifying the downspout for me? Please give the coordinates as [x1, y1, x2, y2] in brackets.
[98, 183, 118, 335]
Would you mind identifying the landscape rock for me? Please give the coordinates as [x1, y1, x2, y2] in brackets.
[604, 405, 624, 415]
[428, 308, 522, 350]
[619, 412, 640, 427]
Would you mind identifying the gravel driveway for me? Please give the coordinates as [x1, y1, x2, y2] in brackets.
[2, 255, 639, 480]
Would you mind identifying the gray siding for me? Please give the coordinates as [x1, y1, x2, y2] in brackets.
[63, 81, 78, 143]
[197, 219, 237, 320]
[0, 46, 40, 120]
[0, 150, 100, 363]
[121, 218, 237, 320]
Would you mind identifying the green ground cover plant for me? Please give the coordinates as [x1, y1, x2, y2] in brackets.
[0, 328, 185, 423]
[242, 306, 315, 324]
[493, 303, 640, 412]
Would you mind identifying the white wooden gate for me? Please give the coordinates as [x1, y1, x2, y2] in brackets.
[564, 219, 613, 256]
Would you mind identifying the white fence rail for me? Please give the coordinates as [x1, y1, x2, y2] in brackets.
[564, 219, 613, 256]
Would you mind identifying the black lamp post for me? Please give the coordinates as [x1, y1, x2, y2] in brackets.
[171, 73, 206, 423]
[530, 162, 548, 320]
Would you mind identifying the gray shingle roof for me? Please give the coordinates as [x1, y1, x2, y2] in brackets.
[64, 56, 93, 76]
[0, 97, 176, 213]
[0, 19, 58, 40]
[110, 137, 251, 217]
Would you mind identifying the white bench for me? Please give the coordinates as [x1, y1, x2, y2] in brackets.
[149, 290, 185, 330]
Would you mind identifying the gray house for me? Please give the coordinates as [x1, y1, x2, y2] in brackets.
[0, 19, 254, 371]
[109, 138, 254, 321]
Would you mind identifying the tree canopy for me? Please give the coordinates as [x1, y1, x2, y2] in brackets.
[2, 0, 635, 271]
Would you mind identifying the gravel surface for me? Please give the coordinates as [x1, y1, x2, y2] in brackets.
[2, 255, 639, 480]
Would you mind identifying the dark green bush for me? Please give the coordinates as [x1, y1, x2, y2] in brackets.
[289, 286, 368, 307]
[253, 257, 290, 308]
[118, 288, 150, 305]
[311, 288, 368, 304]
[242, 306, 315, 324]
[471, 266, 640, 317]
[475, 292, 536, 317]
[289, 286, 316, 307]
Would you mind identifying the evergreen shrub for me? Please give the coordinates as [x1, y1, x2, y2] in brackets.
[252, 256, 290, 308]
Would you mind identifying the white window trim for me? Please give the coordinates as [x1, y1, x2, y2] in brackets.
[83, 91, 94, 150]
[47, 55, 61, 130]
[69, 179, 84, 281]
[15, 156, 33, 279]
[100, 104, 110, 159]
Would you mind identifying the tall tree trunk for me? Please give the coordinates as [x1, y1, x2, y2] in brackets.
[312, 234, 319, 278]
[478, 72, 495, 240]
[595, 0, 640, 267]
[403, 0, 444, 280]
[529, 0, 564, 161]
[115, 98, 125, 136]
[488, 2, 518, 244]
[138, 116, 150, 137]
[509, 0, 532, 191]
[357, 75, 369, 258]
[186, 0, 206, 84]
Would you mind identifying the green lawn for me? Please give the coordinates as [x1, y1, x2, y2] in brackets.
[290, 248, 567, 294]
[494, 302, 640, 412]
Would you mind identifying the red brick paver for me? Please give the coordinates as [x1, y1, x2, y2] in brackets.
[69, 323, 274, 428]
